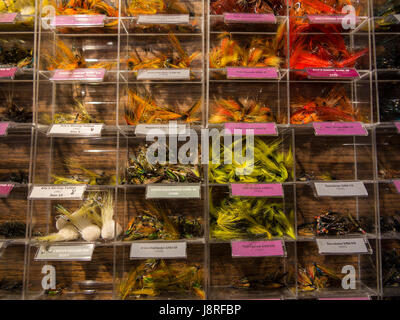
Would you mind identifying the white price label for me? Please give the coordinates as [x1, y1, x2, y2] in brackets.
[394, 14, 400, 22]
[0, 241, 5, 251]
[48, 123, 104, 136]
[135, 123, 187, 135]
[137, 69, 190, 80]
[315, 182, 368, 197]
[35, 244, 95, 261]
[29, 185, 87, 200]
[130, 242, 187, 259]
[317, 238, 370, 255]
[137, 14, 189, 24]
[146, 185, 200, 199]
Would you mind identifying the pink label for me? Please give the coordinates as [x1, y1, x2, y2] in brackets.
[0, 13, 18, 23]
[0, 67, 17, 78]
[306, 68, 360, 78]
[224, 122, 277, 135]
[394, 180, 400, 193]
[231, 183, 283, 197]
[313, 122, 367, 136]
[395, 122, 400, 133]
[50, 68, 106, 82]
[224, 13, 276, 23]
[0, 122, 9, 136]
[227, 67, 278, 79]
[51, 14, 105, 27]
[232, 240, 285, 257]
[319, 297, 370, 300]
[307, 15, 360, 24]
[0, 184, 14, 197]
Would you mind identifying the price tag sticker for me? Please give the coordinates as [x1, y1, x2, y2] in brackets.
[0, 122, 9, 136]
[231, 240, 285, 257]
[230, 183, 283, 197]
[315, 182, 368, 197]
[394, 14, 400, 22]
[29, 185, 87, 200]
[393, 180, 400, 193]
[395, 122, 400, 133]
[48, 123, 104, 137]
[135, 123, 187, 135]
[146, 185, 200, 199]
[137, 69, 190, 80]
[0, 67, 18, 79]
[224, 13, 276, 24]
[319, 297, 370, 300]
[0, 184, 14, 198]
[0, 13, 18, 24]
[130, 242, 187, 259]
[316, 238, 371, 255]
[306, 68, 360, 79]
[227, 67, 278, 79]
[313, 122, 367, 136]
[51, 14, 106, 27]
[137, 14, 189, 24]
[50, 68, 106, 82]
[35, 244, 95, 261]
[224, 122, 277, 135]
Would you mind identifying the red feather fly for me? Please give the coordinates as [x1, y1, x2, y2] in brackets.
[289, 18, 368, 71]
[289, 0, 355, 16]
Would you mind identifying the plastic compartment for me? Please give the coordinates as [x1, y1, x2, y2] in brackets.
[378, 181, 400, 239]
[115, 243, 206, 299]
[209, 184, 295, 241]
[117, 186, 205, 242]
[208, 129, 294, 184]
[296, 241, 378, 299]
[372, 0, 400, 32]
[381, 239, 400, 297]
[121, 0, 203, 33]
[296, 182, 377, 239]
[0, 243, 26, 299]
[294, 128, 374, 181]
[118, 83, 204, 130]
[119, 135, 204, 185]
[26, 244, 115, 299]
[208, 241, 295, 299]
[376, 126, 400, 179]
[32, 131, 118, 185]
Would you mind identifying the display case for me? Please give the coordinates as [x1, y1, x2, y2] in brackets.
[1, 0, 400, 301]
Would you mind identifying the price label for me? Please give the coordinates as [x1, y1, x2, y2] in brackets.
[231, 240, 285, 257]
[224, 122, 277, 135]
[130, 242, 187, 259]
[0, 241, 5, 251]
[393, 180, 400, 193]
[137, 14, 189, 24]
[315, 182, 368, 197]
[230, 183, 283, 197]
[313, 122, 367, 136]
[306, 68, 360, 79]
[146, 185, 200, 199]
[395, 122, 400, 133]
[0, 184, 14, 198]
[227, 67, 278, 79]
[319, 297, 370, 300]
[316, 238, 370, 255]
[0, 13, 18, 24]
[35, 244, 95, 261]
[394, 14, 400, 22]
[137, 69, 190, 80]
[0, 122, 9, 136]
[0, 67, 18, 79]
[224, 13, 276, 23]
[307, 15, 347, 24]
[135, 123, 187, 135]
[29, 185, 87, 200]
[50, 68, 106, 82]
[48, 123, 104, 137]
[51, 14, 106, 27]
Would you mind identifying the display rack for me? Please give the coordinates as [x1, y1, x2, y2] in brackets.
[0, 0, 399, 300]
